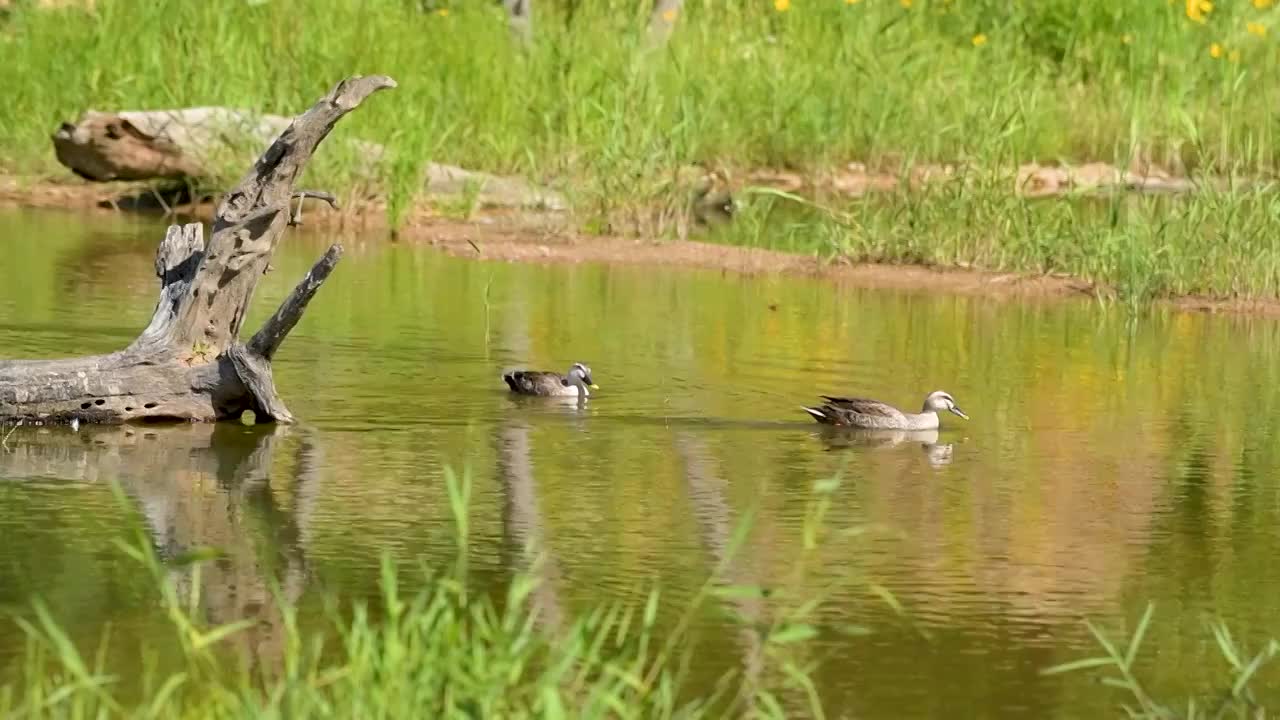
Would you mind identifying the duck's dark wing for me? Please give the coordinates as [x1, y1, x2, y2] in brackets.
[818, 396, 897, 417]
[503, 370, 564, 396]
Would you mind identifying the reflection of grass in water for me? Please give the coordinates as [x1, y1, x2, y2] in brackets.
[0, 468, 891, 718]
[708, 184, 1280, 305]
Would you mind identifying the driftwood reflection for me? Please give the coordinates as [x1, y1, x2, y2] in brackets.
[673, 432, 766, 704]
[495, 421, 565, 634]
[0, 423, 321, 678]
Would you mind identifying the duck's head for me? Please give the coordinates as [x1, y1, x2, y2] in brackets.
[568, 362, 599, 390]
[923, 390, 967, 419]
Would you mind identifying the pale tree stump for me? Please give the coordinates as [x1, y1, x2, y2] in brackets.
[0, 74, 397, 425]
[647, 0, 684, 46]
[504, 0, 533, 47]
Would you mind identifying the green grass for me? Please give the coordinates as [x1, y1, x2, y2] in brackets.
[0, 469, 863, 719]
[715, 181, 1280, 306]
[1043, 603, 1280, 718]
[2, 0, 1280, 303]
[2, 0, 1275, 179]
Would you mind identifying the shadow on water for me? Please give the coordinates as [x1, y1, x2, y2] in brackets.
[495, 419, 566, 635]
[672, 432, 769, 709]
[492, 411, 814, 714]
[496, 396, 969, 439]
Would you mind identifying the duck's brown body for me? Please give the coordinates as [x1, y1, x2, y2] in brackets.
[802, 391, 967, 430]
[502, 362, 597, 398]
[502, 370, 584, 397]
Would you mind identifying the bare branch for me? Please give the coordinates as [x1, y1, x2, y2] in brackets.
[171, 74, 396, 354]
[249, 244, 344, 360]
[289, 190, 339, 226]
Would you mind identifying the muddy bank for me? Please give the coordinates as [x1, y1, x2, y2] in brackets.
[0, 175, 1090, 300]
[402, 217, 1096, 300]
[4, 175, 1280, 317]
[370, 220, 1280, 318]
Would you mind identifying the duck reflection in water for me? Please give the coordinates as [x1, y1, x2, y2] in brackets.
[814, 427, 954, 467]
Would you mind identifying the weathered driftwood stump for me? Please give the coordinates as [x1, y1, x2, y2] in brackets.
[0, 74, 396, 425]
[51, 106, 565, 211]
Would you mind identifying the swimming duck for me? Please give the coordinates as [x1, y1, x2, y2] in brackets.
[502, 362, 599, 398]
[801, 390, 968, 430]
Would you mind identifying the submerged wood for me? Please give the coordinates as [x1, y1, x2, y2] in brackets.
[0, 74, 396, 425]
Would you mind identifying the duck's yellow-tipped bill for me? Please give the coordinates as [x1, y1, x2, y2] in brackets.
[590, 384, 600, 390]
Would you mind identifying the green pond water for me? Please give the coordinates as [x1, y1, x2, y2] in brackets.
[3, 207, 1280, 717]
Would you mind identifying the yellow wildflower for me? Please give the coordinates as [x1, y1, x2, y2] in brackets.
[662, 8, 677, 21]
[1253, 0, 1273, 8]
[1247, 22, 1267, 37]
[1186, 0, 1207, 23]
[972, 33, 988, 46]
[774, 0, 790, 11]
[846, 0, 861, 4]
[901, 0, 912, 7]
[1122, 33, 1133, 44]
[436, 7, 448, 16]
[1209, 42, 1223, 58]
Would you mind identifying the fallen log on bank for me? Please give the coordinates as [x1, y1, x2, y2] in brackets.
[52, 107, 303, 182]
[0, 74, 396, 426]
[52, 106, 566, 211]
